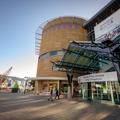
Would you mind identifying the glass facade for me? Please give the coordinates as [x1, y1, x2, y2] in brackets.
[79, 81, 120, 104]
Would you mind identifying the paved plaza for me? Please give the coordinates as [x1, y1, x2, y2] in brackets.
[0, 92, 120, 120]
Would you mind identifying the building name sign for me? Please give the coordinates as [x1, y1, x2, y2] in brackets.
[94, 9, 120, 43]
[78, 72, 118, 83]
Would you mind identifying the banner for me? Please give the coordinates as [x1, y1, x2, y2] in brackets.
[78, 71, 118, 83]
[94, 9, 120, 43]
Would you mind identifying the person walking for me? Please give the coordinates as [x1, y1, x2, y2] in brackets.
[52, 87, 56, 100]
[55, 88, 59, 100]
[48, 87, 53, 101]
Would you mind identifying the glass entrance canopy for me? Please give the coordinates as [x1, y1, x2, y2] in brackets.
[52, 41, 115, 74]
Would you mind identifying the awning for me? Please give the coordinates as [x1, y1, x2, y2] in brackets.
[52, 41, 115, 74]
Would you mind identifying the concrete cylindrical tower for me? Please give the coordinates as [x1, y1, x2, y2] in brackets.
[37, 16, 87, 77]
[35, 16, 87, 94]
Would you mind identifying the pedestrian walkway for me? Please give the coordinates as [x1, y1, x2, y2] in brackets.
[0, 92, 120, 120]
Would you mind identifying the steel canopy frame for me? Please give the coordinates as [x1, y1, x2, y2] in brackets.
[52, 41, 114, 74]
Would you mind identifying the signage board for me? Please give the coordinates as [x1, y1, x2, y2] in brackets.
[94, 9, 120, 43]
[78, 71, 118, 83]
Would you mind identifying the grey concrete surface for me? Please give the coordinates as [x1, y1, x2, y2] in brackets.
[0, 92, 120, 120]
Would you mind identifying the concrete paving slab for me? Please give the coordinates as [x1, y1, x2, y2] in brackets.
[0, 92, 120, 120]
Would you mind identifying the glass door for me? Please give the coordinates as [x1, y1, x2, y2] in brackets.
[80, 83, 92, 100]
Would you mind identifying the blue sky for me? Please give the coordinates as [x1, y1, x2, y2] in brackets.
[0, 0, 111, 77]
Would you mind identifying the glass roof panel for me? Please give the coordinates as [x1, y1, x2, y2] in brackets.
[76, 56, 90, 66]
[63, 52, 78, 63]
[53, 41, 114, 73]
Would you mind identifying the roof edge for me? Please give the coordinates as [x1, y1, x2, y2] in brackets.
[84, 0, 115, 27]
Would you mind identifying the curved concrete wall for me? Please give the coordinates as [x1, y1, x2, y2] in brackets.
[37, 16, 87, 77]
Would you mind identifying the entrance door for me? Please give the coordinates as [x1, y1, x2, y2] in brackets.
[91, 82, 110, 101]
[81, 83, 92, 100]
[91, 81, 120, 104]
[88, 82, 92, 100]
[80, 81, 120, 104]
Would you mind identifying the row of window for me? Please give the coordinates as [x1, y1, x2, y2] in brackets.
[43, 24, 82, 33]
[39, 51, 65, 60]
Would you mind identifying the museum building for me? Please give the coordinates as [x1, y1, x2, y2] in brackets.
[34, 0, 120, 104]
